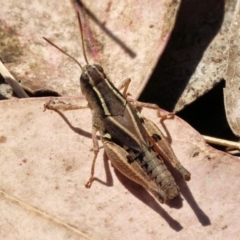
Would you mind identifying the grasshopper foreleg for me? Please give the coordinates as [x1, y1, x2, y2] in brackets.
[44, 100, 88, 111]
[117, 78, 131, 98]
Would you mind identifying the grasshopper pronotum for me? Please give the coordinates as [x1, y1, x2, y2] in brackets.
[44, 0, 190, 203]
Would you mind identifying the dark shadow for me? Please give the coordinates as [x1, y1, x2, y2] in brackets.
[24, 88, 61, 97]
[0, 73, 5, 84]
[160, 117, 174, 144]
[0, 74, 8, 100]
[1, 75, 62, 99]
[0, 93, 7, 100]
[178, 179, 211, 226]
[140, 0, 225, 111]
[114, 168, 183, 231]
[74, 0, 136, 58]
[164, 161, 211, 226]
[177, 80, 239, 143]
[47, 109, 93, 139]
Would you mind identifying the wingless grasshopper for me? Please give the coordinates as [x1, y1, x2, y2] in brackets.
[44, 1, 190, 203]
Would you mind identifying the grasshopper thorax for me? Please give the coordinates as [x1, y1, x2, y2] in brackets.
[80, 63, 127, 117]
[80, 64, 106, 96]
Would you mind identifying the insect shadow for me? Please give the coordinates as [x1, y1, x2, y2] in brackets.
[165, 160, 211, 227]
[115, 158, 210, 228]
[113, 168, 184, 231]
[50, 104, 210, 228]
[177, 177, 211, 226]
[46, 108, 93, 139]
[75, 0, 136, 58]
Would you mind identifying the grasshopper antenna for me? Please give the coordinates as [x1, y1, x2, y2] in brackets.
[43, 1, 91, 68]
[43, 37, 83, 71]
[76, 11, 89, 65]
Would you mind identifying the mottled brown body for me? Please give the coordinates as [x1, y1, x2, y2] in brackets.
[79, 64, 190, 203]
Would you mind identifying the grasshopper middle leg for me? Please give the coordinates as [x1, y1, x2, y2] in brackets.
[85, 126, 100, 188]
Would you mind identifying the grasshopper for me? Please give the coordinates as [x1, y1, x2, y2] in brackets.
[44, 1, 190, 203]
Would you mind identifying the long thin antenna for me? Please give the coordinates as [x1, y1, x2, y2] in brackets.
[43, 37, 83, 70]
[76, 11, 89, 65]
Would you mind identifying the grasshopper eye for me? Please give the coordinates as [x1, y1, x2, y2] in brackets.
[93, 64, 104, 73]
[81, 72, 89, 82]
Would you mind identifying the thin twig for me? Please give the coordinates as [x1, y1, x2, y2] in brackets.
[0, 61, 29, 98]
[203, 135, 240, 151]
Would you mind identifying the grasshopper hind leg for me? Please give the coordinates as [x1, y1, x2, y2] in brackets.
[143, 118, 191, 181]
[117, 78, 131, 98]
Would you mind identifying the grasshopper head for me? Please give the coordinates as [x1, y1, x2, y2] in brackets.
[80, 64, 105, 96]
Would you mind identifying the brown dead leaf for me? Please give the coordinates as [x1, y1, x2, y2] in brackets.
[141, 0, 238, 112]
[224, 0, 240, 136]
[1, 97, 240, 239]
[174, 0, 236, 111]
[1, 0, 240, 238]
[1, 0, 170, 99]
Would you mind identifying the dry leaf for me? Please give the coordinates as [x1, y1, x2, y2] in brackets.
[174, 0, 236, 111]
[141, 0, 238, 112]
[224, 0, 240, 136]
[1, 97, 240, 239]
[1, 1, 240, 238]
[1, 0, 169, 99]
